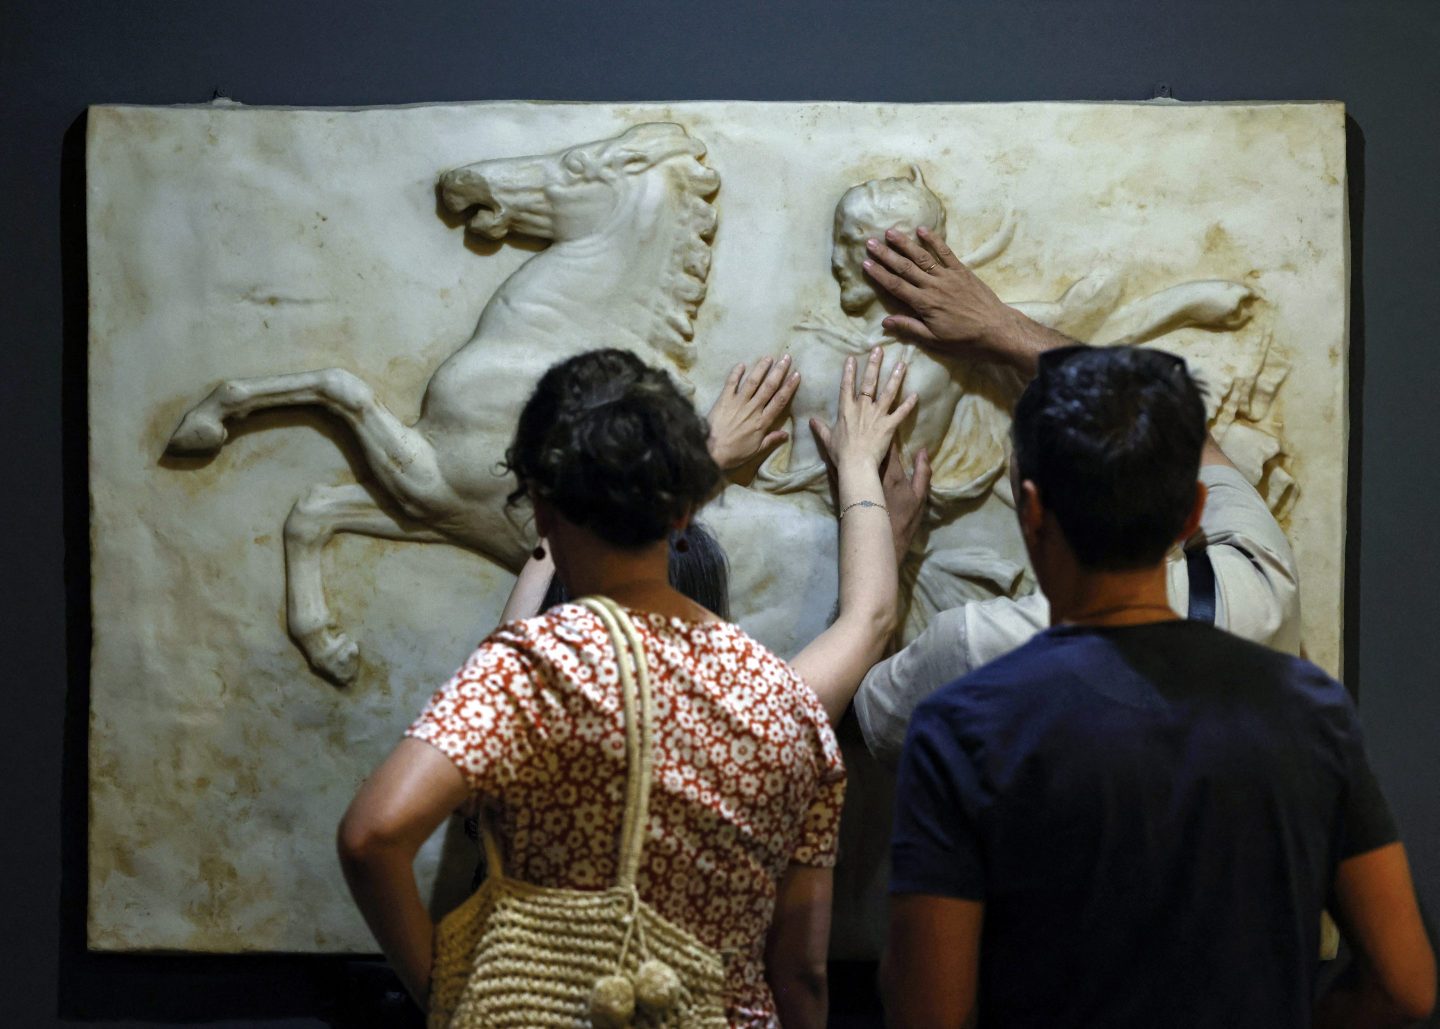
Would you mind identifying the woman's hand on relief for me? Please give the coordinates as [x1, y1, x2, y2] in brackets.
[882, 440, 932, 563]
[810, 347, 918, 472]
[706, 354, 800, 472]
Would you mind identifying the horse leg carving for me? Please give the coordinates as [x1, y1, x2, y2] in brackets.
[168, 368, 449, 520]
[283, 483, 450, 685]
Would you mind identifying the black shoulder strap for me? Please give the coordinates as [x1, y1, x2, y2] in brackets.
[1186, 546, 1217, 625]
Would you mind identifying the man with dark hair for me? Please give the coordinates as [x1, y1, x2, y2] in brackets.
[857, 234, 1300, 771]
[867, 232, 1435, 1027]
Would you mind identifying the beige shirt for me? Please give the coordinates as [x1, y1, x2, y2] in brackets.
[854, 465, 1301, 768]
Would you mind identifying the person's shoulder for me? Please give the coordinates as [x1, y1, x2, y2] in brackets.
[1175, 623, 1355, 717]
[489, 604, 580, 653]
[1188, 623, 1341, 688]
[911, 630, 1065, 726]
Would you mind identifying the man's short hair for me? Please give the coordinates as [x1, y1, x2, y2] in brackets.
[1012, 345, 1206, 570]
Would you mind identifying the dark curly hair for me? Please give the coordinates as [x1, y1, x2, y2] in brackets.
[504, 348, 720, 548]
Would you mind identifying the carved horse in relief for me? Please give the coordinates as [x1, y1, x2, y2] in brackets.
[167, 123, 720, 684]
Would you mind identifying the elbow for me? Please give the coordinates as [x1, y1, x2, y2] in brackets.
[771, 958, 828, 1013]
[795, 958, 828, 1000]
[1367, 949, 1437, 1024]
[337, 807, 404, 872]
[1393, 970, 1437, 1023]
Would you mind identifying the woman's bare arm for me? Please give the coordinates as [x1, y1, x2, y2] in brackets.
[765, 864, 834, 1029]
[337, 738, 471, 1006]
[499, 545, 556, 624]
[792, 347, 917, 723]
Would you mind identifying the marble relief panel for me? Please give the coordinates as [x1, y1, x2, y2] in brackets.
[86, 100, 1347, 950]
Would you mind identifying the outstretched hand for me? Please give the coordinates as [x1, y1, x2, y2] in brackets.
[811, 347, 918, 473]
[706, 354, 800, 472]
[881, 440, 932, 563]
[862, 227, 1041, 368]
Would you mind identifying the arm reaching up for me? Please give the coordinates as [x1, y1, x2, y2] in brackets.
[791, 347, 917, 723]
[499, 544, 557, 624]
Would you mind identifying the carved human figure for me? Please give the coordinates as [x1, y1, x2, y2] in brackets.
[165, 123, 719, 685]
[759, 168, 1016, 504]
[759, 168, 1262, 515]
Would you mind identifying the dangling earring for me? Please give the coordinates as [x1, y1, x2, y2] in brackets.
[532, 544, 547, 561]
[674, 533, 690, 554]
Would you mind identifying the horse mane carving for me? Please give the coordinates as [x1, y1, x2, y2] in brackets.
[625, 125, 720, 368]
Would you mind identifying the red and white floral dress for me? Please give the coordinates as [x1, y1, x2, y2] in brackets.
[406, 602, 846, 1028]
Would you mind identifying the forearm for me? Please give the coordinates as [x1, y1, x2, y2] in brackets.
[793, 457, 898, 723]
[980, 306, 1075, 378]
[836, 456, 898, 642]
[1315, 960, 1428, 1029]
[499, 548, 556, 623]
[765, 865, 833, 1029]
[339, 842, 436, 1006]
[768, 967, 828, 1029]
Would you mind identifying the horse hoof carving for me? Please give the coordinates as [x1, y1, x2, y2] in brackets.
[168, 405, 229, 455]
[302, 628, 361, 687]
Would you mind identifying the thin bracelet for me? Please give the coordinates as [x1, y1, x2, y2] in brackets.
[839, 499, 888, 519]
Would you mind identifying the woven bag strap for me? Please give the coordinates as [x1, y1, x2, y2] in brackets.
[577, 596, 655, 890]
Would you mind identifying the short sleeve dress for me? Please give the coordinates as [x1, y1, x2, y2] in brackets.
[407, 602, 846, 1028]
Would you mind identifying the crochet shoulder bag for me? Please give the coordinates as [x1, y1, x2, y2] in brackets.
[428, 596, 728, 1028]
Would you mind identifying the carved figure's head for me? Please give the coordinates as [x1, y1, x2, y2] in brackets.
[440, 123, 718, 242]
[832, 166, 948, 315]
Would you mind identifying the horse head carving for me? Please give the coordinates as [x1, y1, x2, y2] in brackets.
[440, 122, 719, 368]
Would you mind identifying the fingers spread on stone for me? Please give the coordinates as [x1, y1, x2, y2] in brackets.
[913, 447, 933, 495]
[759, 353, 790, 402]
[743, 357, 773, 399]
[860, 347, 883, 400]
[882, 314, 937, 343]
[763, 371, 801, 420]
[885, 229, 937, 274]
[863, 259, 920, 307]
[868, 236, 925, 286]
[878, 360, 907, 409]
[917, 226, 960, 269]
[809, 416, 832, 458]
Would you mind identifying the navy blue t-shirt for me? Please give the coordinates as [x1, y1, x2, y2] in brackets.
[890, 620, 1396, 1029]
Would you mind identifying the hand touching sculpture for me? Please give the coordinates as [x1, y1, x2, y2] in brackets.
[864, 227, 1074, 374]
[809, 347, 919, 474]
[705, 354, 800, 471]
[880, 441, 932, 564]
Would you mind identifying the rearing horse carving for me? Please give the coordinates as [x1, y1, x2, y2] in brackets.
[166, 123, 720, 684]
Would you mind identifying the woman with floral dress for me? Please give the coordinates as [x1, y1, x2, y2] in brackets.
[339, 345, 916, 1027]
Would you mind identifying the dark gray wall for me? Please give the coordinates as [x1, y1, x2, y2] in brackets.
[3, 1, 1437, 1024]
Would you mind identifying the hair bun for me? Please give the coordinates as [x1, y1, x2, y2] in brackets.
[505, 349, 719, 548]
